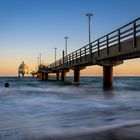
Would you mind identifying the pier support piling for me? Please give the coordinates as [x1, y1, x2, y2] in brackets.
[41, 73, 48, 81]
[103, 66, 113, 90]
[72, 66, 85, 84]
[45, 73, 48, 80]
[74, 68, 80, 84]
[98, 60, 123, 90]
[41, 73, 45, 81]
[56, 72, 59, 80]
[61, 71, 66, 81]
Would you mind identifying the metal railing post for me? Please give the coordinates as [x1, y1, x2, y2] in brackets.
[107, 35, 109, 55]
[69, 54, 71, 65]
[80, 49, 82, 62]
[133, 21, 136, 48]
[118, 29, 121, 52]
[90, 43, 92, 60]
[72, 53, 74, 64]
[76, 51, 77, 63]
[97, 40, 100, 57]
[85, 47, 86, 61]
[62, 50, 64, 64]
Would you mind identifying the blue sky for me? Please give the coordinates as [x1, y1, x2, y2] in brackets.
[0, 0, 140, 75]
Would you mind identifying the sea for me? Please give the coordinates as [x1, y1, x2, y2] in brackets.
[0, 76, 140, 140]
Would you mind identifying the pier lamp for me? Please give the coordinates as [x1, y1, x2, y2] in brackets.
[86, 13, 93, 58]
[37, 56, 39, 69]
[39, 53, 42, 66]
[64, 37, 69, 56]
[54, 48, 57, 66]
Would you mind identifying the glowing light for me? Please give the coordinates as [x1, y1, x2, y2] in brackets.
[18, 61, 29, 77]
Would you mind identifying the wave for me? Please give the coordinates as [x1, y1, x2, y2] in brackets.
[23, 120, 140, 140]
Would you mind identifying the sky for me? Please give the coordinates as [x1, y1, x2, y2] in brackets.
[0, 0, 140, 76]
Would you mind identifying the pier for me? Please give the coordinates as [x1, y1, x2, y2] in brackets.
[35, 18, 140, 90]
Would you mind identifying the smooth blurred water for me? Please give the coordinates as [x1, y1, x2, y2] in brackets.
[0, 76, 140, 139]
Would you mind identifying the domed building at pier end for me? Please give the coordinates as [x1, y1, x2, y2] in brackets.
[18, 61, 29, 77]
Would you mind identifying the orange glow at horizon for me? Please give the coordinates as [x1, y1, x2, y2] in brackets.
[0, 58, 140, 76]
[67, 58, 140, 76]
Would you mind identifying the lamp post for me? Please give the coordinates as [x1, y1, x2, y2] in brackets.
[37, 56, 39, 69]
[42, 60, 44, 65]
[39, 53, 42, 66]
[64, 37, 69, 56]
[54, 48, 57, 66]
[86, 13, 93, 59]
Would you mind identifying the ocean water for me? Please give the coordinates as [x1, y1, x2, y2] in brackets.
[0, 76, 140, 139]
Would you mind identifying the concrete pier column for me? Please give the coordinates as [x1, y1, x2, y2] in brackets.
[56, 72, 59, 80]
[98, 60, 123, 90]
[103, 66, 113, 90]
[37, 74, 40, 79]
[32, 71, 35, 77]
[42, 73, 45, 81]
[74, 68, 80, 84]
[45, 73, 48, 80]
[61, 71, 66, 81]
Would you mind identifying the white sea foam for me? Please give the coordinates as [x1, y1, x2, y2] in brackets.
[0, 77, 140, 140]
[24, 120, 140, 140]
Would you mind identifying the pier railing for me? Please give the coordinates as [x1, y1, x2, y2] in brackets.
[49, 18, 140, 69]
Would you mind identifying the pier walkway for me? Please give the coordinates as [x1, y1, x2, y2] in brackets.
[36, 18, 140, 90]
